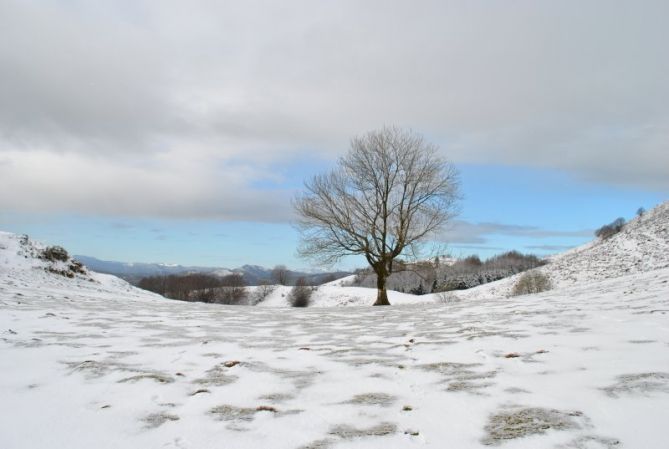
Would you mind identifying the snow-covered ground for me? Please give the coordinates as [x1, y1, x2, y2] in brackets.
[256, 284, 431, 307]
[2, 228, 669, 448]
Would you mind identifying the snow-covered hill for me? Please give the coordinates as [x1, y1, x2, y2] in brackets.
[0, 232, 162, 303]
[456, 201, 669, 300]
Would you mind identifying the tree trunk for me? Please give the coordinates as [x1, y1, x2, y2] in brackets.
[373, 268, 391, 306]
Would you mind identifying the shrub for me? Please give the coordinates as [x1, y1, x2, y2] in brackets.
[289, 277, 312, 307]
[636, 207, 646, 217]
[42, 245, 69, 262]
[252, 281, 275, 305]
[216, 274, 248, 304]
[435, 291, 460, 304]
[511, 271, 552, 296]
[68, 260, 86, 275]
[594, 217, 625, 240]
[410, 283, 426, 295]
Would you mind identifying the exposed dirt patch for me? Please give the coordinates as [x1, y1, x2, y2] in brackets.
[258, 392, 294, 402]
[328, 422, 397, 439]
[602, 372, 669, 397]
[208, 404, 299, 423]
[447, 380, 494, 394]
[64, 359, 130, 379]
[209, 404, 257, 422]
[193, 364, 239, 386]
[118, 373, 174, 384]
[142, 412, 180, 429]
[297, 438, 333, 449]
[481, 406, 585, 445]
[559, 435, 621, 448]
[343, 392, 397, 407]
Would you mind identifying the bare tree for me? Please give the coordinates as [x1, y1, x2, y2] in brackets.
[294, 126, 459, 305]
[271, 265, 289, 285]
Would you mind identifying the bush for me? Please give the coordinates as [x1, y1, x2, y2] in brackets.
[289, 277, 312, 307]
[252, 281, 275, 305]
[595, 217, 625, 240]
[216, 274, 248, 304]
[511, 271, 552, 296]
[435, 291, 460, 304]
[42, 246, 69, 262]
[410, 283, 427, 295]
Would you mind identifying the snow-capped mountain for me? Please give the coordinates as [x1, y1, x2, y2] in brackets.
[75, 256, 350, 286]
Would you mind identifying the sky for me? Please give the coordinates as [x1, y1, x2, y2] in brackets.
[0, 0, 667, 270]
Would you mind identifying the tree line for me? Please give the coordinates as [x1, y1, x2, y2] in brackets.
[138, 273, 249, 304]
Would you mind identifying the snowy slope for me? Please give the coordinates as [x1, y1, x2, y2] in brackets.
[455, 201, 669, 300]
[0, 232, 163, 303]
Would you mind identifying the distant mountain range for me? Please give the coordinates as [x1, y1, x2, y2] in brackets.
[73, 255, 351, 286]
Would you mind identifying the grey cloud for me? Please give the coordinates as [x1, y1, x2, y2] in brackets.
[449, 245, 507, 252]
[526, 245, 576, 252]
[0, 149, 295, 222]
[0, 0, 667, 221]
[0, 2, 175, 152]
[441, 220, 591, 244]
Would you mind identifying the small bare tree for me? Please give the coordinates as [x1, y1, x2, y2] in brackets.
[271, 265, 289, 285]
[294, 127, 459, 305]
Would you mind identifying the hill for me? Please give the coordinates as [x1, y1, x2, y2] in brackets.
[456, 201, 669, 300]
[0, 232, 162, 303]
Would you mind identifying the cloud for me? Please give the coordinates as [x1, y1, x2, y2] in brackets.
[110, 222, 135, 230]
[0, 0, 667, 220]
[525, 244, 576, 252]
[0, 149, 295, 221]
[441, 220, 591, 244]
[448, 244, 507, 252]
